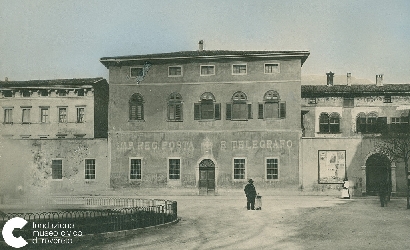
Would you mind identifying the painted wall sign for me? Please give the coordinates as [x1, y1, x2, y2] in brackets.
[220, 140, 293, 150]
[116, 141, 195, 153]
[318, 150, 346, 184]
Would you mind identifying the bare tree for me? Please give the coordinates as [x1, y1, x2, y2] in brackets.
[376, 134, 410, 209]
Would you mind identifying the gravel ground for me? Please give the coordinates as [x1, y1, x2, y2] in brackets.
[4, 195, 410, 250]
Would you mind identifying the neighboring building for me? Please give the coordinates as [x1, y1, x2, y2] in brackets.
[100, 46, 310, 194]
[0, 77, 108, 139]
[301, 73, 410, 196]
[0, 78, 109, 197]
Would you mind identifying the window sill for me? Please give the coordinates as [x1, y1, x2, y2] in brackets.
[233, 179, 246, 182]
[2, 122, 13, 125]
[51, 179, 63, 181]
[128, 120, 145, 122]
[197, 119, 217, 122]
[261, 118, 286, 121]
[317, 132, 342, 134]
[167, 120, 183, 122]
[22, 122, 31, 124]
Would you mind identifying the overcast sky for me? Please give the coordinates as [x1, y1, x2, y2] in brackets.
[1, 0, 410, 83]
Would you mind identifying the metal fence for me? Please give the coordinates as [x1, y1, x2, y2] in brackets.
[0, 197, 177, 240]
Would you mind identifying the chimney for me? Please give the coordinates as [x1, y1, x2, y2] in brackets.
[5, 77, 8, 82]
[198, 40, 204, 51]
[326, 71, 334, 86]
[376, 74, 383, 86]
[347, 73, 351, 86]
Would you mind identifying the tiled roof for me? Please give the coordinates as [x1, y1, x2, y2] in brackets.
[0, 78, 105, 88]
[302, 84, 410, 98]
[100, 50, 310, 67]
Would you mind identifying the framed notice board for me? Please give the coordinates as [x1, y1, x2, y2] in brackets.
[318, 150, 346, 184]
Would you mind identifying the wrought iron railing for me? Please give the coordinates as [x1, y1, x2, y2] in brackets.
[0, 197, 178, 241]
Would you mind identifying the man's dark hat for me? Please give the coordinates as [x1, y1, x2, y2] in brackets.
[248, 179, 254, 183]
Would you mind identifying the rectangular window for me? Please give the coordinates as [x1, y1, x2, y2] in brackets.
[77, 107, 85, 123]
[266, 158, 279, 180]
[232, 64, 247, 75]
[168, 158, 180, 180]
[130, 67, 144, 78]
[59, 107, 67, 123]
[22, 108, 31, 124]
[3, 109, 13, 124]
[85, 159, 96, 179]
[39, 90, 49, 97]
[51, 160, 63, 179]
[391, 117, 409, 133]
[40, 108, 49, 123]
[22, 90, 30, 97]
[343, 98, 354, 108]
[58, 90, 67, 97]
[200, 65, 215, 76]
[233, 158, 246, 180]
[308, 98, 317, 104]
[77, 89, 85, 96]
[168, 66, 183, 77]
[264, 63, 280, 74]
[384, 96, 392, 103]
[130, 158, 142, 180]
[3, 91, 12, 97]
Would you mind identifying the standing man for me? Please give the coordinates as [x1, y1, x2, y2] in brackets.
[244, 179, 257, 210]
[379, 179, 388, 207]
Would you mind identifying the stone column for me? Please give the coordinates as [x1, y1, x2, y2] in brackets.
[391, 162, 397, 196]
[361, 166, 367, 195]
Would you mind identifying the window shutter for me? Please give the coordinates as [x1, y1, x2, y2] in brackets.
[279, 102, 286, 119]
[194, 103, 201, 120]
[130, 105, 136, 120]
[258, 103, 264, 119]
[247, 104, 252, 119]
[175, 104, 182, 120]
[377, 117, 387, 134]
[215, 103, 221, 120]
[226, 103, 232, 120]
[137, 105, 144, 120]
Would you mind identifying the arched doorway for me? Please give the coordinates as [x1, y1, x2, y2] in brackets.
[365, 153, 391, 195]
[199, 159, 215, 195]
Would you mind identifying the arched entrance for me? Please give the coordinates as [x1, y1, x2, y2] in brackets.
[365, 153, 391, 195]
[198, 159, 215, 195]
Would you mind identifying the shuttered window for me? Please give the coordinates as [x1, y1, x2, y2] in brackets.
[129, 93, 144, 121]
[227, 91, 252, 121]
[168, 93, 183, 121]
[258, 90, 286, 119]
[194, 92, 220, 120]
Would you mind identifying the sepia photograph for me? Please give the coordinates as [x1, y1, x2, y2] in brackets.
[1, 1, 410, 249]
